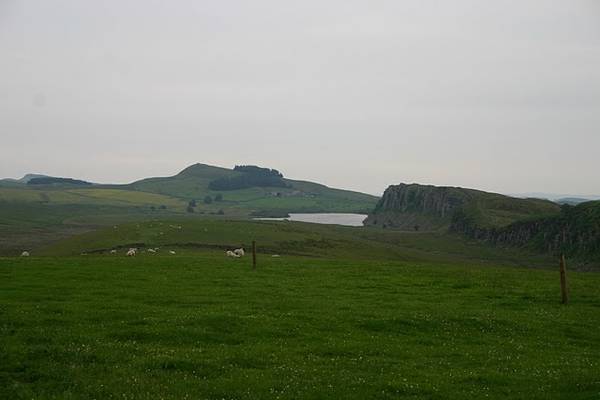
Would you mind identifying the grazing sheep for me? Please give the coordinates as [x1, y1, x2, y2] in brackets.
[147, 248, 156, 253]
[110, 249, 117, 254]
[169, 250, 176, 255]
[126, 248, 137, 257]
[21, 251, 30, 257]
[226, 250, 239, 258]
[233, 248, 245, 257]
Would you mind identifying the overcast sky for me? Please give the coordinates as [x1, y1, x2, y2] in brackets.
[1, 0, 599, 196]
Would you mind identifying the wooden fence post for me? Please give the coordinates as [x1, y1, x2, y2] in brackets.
[252, 240, 257, 270]
[559, 254, 568, 304]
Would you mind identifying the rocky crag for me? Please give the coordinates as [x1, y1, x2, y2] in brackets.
[366, 183, 600, 263]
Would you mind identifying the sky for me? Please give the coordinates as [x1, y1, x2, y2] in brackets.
[1, 0, 599, 196]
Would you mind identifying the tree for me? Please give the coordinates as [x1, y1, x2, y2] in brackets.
[217, 209, 225, 215]
[214, 193, 223, 202]
[188, 199, 197, 207]
[203, 195, 213, 204]
[208, 166, 288, 191]
[186, 206, 195, 213]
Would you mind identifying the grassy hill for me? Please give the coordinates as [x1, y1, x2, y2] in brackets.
[365, 183, 560, 231]
[126, 163, 379, 215]
[363, 183, 600, 263]
[0, 163, 378, 255]
[455, 201, 600, 264]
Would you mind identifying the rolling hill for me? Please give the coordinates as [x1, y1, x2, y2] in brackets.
[0, 163, 379, 255]
[0, 163, 378, 216]
[124, 163, 378, 215]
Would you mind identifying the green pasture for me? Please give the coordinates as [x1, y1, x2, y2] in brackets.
[1, 254, 599, 399]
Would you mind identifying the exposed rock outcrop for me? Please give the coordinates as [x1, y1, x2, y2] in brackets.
[365, 183, 559, 232]
[365, 183, 600, 262]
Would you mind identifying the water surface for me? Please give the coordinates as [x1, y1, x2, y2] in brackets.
[255, 213, 367, 227]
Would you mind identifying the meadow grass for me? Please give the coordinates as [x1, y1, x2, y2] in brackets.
[1, 254, 599, 399]
[37, 219, 555, 269]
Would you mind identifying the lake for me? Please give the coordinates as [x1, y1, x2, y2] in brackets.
[255, 213, 367, 227]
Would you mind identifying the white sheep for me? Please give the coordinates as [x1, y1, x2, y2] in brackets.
[126, 248, 137, 257]
[226, 250, 240, 258]
[21, 251, 30, 257]
[147, 248, 156, 253]
[110, 249, 117, 254]
[233, 248, 245, 257]
[169, 250, 176, 255]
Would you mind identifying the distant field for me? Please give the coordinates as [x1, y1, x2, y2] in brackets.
[36, 219, 555, 268]
[1, 255, 599, 399]
[0, 187, 186, 209]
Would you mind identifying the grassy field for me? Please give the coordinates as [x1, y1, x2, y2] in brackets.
[1, 253, 599, 399]
[35, 219, 555, 269]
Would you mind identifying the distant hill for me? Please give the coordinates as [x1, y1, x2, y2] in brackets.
[453, 201, 600, 263]
[365, 183, 600, 263]
[126, 163, 379, 214]
[0, 173, 50, 186]
[0, 163, 379, 255]
[512, 192, 600, 202]
[555, 197, 592, 206]
[1, 175, 93, 187]
[27, 177, 92, 186]
[364, 183, 560, 231]
[0, 163, 379, 216]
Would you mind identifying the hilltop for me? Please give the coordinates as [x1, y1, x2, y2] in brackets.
[125, 163, 378, 215]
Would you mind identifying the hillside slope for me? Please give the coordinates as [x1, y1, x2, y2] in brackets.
[364, 183, 560, 231]
[452, 201, 600, 263]
[0, 164, 379, 254]
[365, 183, 600, 264]
[125, 163, 379, 214]
[0, 163, 378, 216]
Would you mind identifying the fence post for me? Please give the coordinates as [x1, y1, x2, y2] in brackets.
[559, 254, 568, 304]
[252, 240, 257, 270]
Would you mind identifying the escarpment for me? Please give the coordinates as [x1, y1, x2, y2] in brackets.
[364, 183, 600, 261]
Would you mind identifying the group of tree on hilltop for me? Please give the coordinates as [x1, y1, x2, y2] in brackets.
[186, 194, 223, 213]
[208, 165, 288, 191]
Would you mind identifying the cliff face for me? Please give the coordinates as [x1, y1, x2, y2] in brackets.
[367, 182, 600, 263]
[452, 203, 600, 261]
[374, 184, 470, 218]
[365, 184, 475, 230]
[366, 183, 560, 230]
